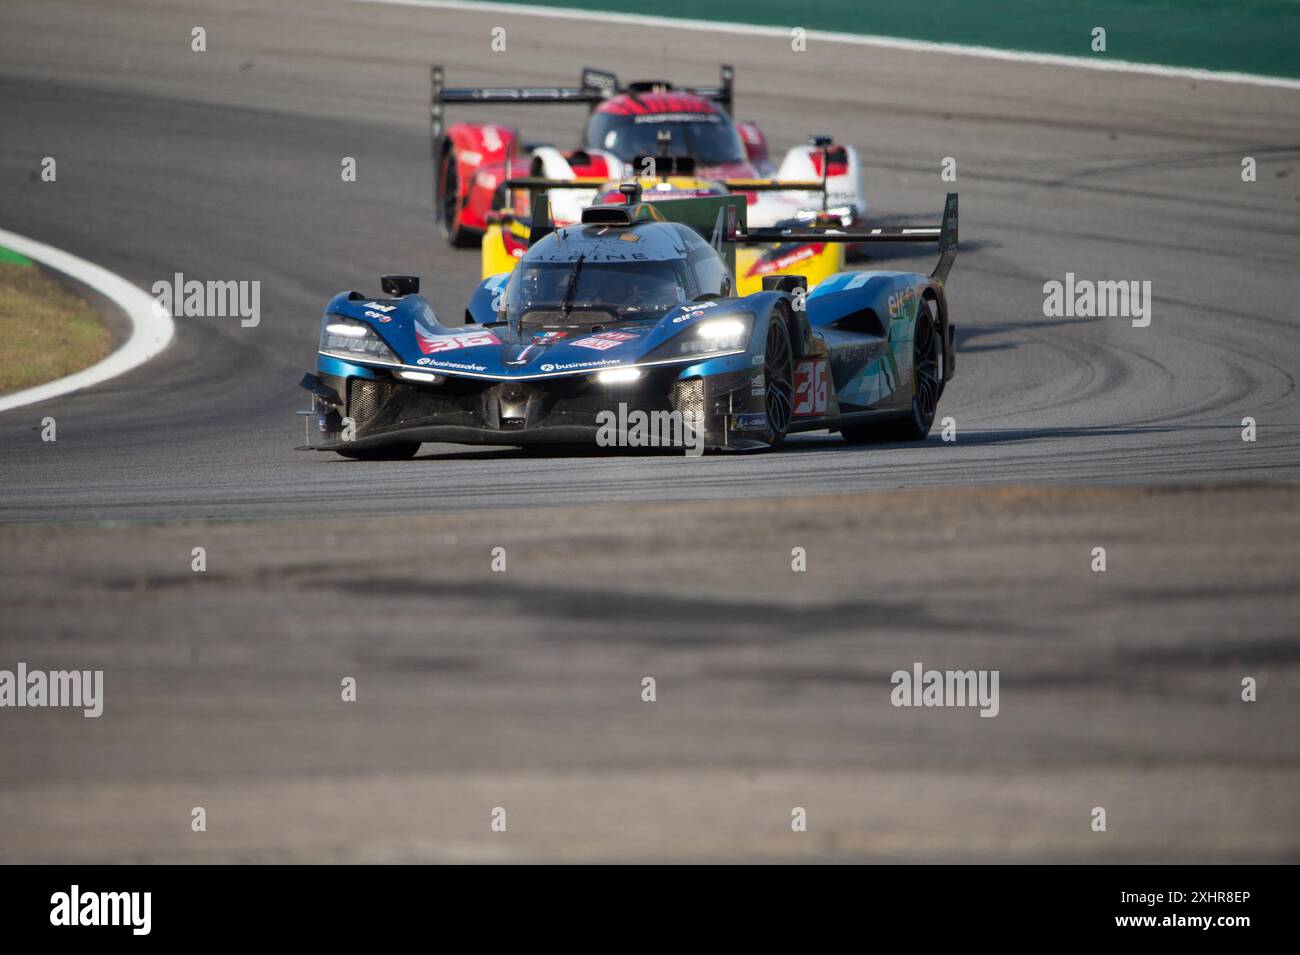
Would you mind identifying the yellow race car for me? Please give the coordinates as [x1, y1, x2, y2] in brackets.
[481, 164, 847, 296]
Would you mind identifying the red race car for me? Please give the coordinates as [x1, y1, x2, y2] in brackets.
[430, 64, 868, 247]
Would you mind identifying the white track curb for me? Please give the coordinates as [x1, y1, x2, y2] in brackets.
[0, 229, 175, 413]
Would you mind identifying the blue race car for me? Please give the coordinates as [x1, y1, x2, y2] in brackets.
[298, 187, 957, 458]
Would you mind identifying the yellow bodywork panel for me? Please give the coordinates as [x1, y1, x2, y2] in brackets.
[735, 242, 844, 297]
[481, 219, 530, 279]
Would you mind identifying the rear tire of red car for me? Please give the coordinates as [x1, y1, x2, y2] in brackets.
[437, 144, 478, 248]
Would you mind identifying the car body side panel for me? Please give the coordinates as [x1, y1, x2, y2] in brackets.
[804, 270, 948, 417]
[775, 143, 866, 222]
[442, 123, 521, 232]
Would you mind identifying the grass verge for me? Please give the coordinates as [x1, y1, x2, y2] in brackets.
[0, 255, 112, 395]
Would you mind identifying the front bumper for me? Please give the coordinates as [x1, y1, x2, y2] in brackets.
[299, 359, 770, 452]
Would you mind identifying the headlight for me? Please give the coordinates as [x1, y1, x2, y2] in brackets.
[319, 316, 400, 364]
[696, 318, 747, 341]
[595, 367, 643, 384]
[653, 313, 753, 361]
[395, 370, 445, 384]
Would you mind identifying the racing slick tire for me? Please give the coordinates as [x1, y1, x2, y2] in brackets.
[761, 305, 795, 449]
[335, 441, 422, 461]
[436, 143, 478, 249]
[841, 299, 943, 444]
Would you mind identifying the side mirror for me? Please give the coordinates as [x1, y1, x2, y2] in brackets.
[381, 274, 420, 296]
[762, 274, 807, 295]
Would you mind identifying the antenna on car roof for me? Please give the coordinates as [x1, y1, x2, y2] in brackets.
[528, 193, 556, 247]
[656, 130, 673, 181]
[810, 134, 833, 214]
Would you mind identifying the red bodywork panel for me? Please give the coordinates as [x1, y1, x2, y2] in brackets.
[735, 120, 769, 167]
[594, 91, 717, 116]
[444, 122, 520, 233]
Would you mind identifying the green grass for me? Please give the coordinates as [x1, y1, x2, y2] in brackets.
[0, 247, 34, 266]
[0, 258, 112, 395]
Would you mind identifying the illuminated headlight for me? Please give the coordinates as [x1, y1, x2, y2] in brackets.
[643, 313, 755, 364]
[697, 318, 747, 341]
[669, 314, 753, 357]
[319, 316, 399, 363]
[396, 370, 444, 384]
[595, 367, 643, 384]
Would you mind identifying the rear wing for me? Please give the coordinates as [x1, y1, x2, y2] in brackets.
[737, 193, 959, 283]
[721, 179, 825, 192]
[500, 175, 825, 195]
[431, 63, 735, 145]
[515, 187, 956, 285]
[497, 173, 827, 226]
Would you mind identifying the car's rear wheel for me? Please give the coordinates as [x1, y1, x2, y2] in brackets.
[335, 442, 421, 461]
[437, 144, 477, 248]
[842, 298, 942, 443]
[762, 309, 795, 449]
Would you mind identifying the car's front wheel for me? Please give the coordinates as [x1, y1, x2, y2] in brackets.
[761, 308, 795, 449]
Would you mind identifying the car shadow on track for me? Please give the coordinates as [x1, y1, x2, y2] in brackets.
[379, 423, 1211, 462]
[767, 424, 1213, 452]
[316, 424, 1240, 463]
[917, 424, 1239, 447]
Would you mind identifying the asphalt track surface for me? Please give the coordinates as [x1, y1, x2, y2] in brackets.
[0, 0, 1297, 862]
[1, 0, 1298, 520]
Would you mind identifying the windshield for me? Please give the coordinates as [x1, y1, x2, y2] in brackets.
[586, 112, 746, 166]
[505, 258, 692, 326]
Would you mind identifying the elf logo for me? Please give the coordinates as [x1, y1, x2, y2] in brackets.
[50, 885, 151, 935]
[887, 288, 916, 319]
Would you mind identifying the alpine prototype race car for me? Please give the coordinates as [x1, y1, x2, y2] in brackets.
[298, 189, 958, 459]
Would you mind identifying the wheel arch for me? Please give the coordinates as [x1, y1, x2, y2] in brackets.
[920, 281, 955, 382]
[743, 289, 812, 362]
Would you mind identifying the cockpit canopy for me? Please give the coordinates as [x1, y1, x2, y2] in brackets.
[584, 94, 746, 166]
[500, 221, 733, 327]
